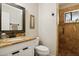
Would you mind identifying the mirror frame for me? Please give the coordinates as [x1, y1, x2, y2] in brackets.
[0, 3, 25, 33]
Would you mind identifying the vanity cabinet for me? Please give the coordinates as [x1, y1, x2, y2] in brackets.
[11, 47, 34, 56]
[0, 38, 39, 56]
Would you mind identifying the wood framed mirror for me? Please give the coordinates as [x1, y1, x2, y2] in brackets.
[0, 3, 25, 33]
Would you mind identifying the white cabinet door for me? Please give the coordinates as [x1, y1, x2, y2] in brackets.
[11, 51, 20, 56]
[19, 47, 34, 56]
[1, 53, 12, 56]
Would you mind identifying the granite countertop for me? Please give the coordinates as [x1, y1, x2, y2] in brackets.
[0, 36, 35, 48]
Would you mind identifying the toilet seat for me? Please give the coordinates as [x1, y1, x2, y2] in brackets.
[35, 45, 49, 51]
[35, 45, 49, 56]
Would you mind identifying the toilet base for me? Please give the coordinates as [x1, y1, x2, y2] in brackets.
[38, 54, 49, 56]
[36, 52, 49, 56]
[35, 52, 49, 56]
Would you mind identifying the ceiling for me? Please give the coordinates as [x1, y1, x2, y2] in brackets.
[59, 3, 78, 9]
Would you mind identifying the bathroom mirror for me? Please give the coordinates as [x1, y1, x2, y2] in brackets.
[64, 9, 79, 23]
[0, 3, 25, 32]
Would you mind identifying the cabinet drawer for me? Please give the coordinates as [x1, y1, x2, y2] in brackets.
[20, 47, 34, 56]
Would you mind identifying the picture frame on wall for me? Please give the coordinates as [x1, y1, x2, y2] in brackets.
[30, 15, 35, 29]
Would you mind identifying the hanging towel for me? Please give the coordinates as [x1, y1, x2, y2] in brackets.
[11, 24, 18, 30]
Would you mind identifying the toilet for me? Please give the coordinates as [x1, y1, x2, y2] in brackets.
[35, 45, 49, 56]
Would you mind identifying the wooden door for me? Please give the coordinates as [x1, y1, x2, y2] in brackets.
[58, 23, 79, 56]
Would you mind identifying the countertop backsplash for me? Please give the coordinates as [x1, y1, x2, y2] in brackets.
[0, 32, 25, 39]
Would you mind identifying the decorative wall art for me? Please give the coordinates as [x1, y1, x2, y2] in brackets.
[30, 15, 35, 29]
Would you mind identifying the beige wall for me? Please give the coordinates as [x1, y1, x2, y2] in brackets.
[16, 3, 38, 38]
[38, 3, 57, 55]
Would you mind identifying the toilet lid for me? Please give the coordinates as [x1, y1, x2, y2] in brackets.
[35, 45, 49, 51]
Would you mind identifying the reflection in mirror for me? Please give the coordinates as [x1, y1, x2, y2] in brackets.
[1, 4, 23, 30]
